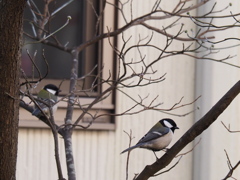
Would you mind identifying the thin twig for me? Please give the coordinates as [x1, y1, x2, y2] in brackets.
[153, 156, 183, 176]
[123, 130, 135, 180]
[221, 121, 240, 133]
[175, 138, 201, 157]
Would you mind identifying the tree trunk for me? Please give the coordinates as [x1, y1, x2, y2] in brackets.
[0, 1, 26, 179]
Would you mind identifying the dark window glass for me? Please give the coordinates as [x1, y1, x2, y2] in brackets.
[22, 0, 101, 82]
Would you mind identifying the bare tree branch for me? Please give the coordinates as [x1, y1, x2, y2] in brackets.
[153, 156, 183, 177]
[222, 150, 240, 180]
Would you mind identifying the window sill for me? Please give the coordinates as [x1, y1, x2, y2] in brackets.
[19, 97, 115, 131]
[19, 119, 115, 130]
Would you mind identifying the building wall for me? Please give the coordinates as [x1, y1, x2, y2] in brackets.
[17, 0, 240, 180]
[193, 1, 240, 179]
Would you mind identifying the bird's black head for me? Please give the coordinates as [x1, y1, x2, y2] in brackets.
[44, 84, 61, 96]
[160, 118, 179, 133]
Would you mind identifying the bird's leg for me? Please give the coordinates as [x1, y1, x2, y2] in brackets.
[153, 148, 170, 161]
[152, 151, 159, 160]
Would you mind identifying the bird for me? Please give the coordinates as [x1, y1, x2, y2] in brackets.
[121, 118, 179, 158]
[32, 84, 61, 117]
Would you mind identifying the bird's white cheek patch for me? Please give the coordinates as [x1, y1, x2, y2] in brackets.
[46, 88, 57, 95]
[163, 120, 173, 128]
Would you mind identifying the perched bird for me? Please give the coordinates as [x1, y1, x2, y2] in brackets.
[32, 84, 60, 117]
[121, 118, 179, 157]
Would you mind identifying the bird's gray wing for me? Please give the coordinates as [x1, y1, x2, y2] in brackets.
[136, 127, 169, 145]
[32, 98, 56, 116]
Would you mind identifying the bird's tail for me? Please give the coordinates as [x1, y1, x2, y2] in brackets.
[121, 144, 141, 154]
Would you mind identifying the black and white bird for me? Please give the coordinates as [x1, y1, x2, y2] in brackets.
[32, 84, 60, 117]
[121, 118, 179, 157]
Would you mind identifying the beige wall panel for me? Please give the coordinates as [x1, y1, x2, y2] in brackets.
[193, 0, 240, 179]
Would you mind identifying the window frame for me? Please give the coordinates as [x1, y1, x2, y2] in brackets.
[19, 0, 117, 130]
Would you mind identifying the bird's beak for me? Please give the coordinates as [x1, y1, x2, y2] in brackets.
[175, 127, 179, 129]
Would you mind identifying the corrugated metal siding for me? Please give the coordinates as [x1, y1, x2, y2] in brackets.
[17, 130, 117, 180]
[17, 129, 65, 180]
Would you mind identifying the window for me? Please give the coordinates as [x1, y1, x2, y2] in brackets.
[20, 0, 116, 130]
